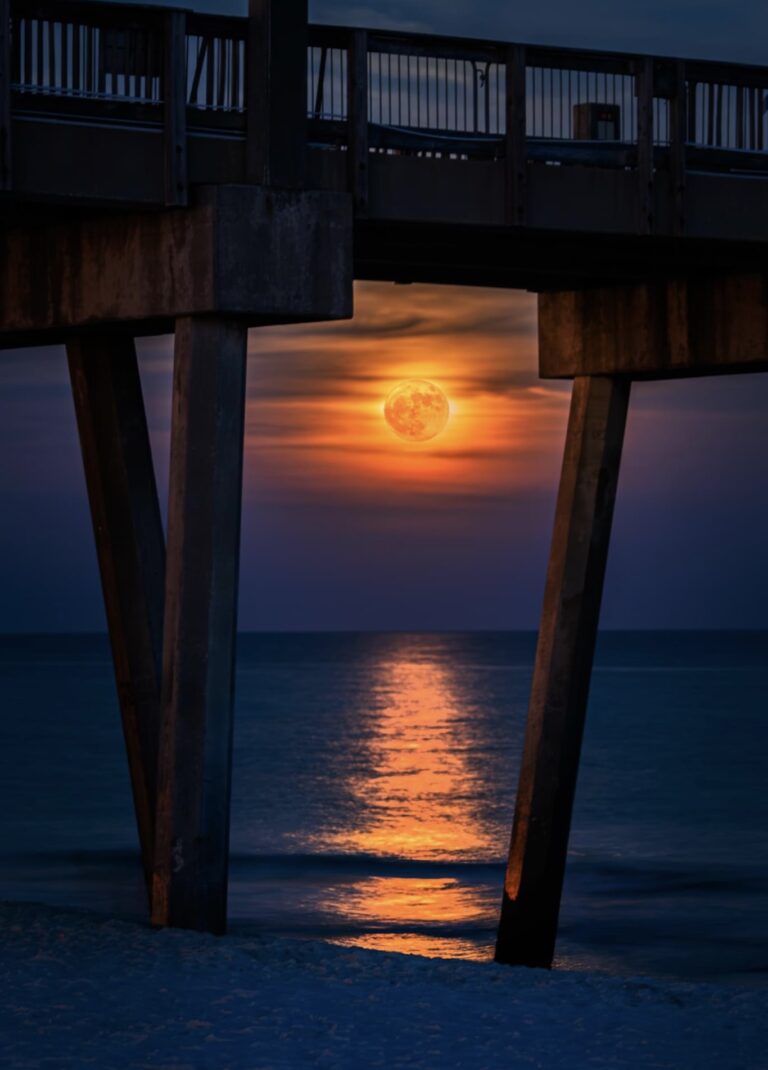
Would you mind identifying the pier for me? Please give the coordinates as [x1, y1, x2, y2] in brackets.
[2, 0, 767, 967]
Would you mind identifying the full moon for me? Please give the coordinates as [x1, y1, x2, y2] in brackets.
[384, 380, 450, 442]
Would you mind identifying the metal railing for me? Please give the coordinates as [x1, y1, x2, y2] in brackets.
[306, 30, 768, 159]
[10, 4, 247, 112]
[13, 6, 164, 102]
[4, 1, 768, 215]
[8, 5, 768, 154]
[186, 14, 245, 113]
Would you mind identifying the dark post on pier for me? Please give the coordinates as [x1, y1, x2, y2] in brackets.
[2, 0, 768, 959]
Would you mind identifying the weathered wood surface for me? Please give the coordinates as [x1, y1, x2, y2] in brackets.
[152, 317, 248, 934]
[67, 334, 165, 891]
[495, 375, 630, 968]
[539, 276, 768, 379]
[0, 186, 353, 347]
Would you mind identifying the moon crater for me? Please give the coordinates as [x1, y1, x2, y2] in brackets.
[384, 380, 450, 443]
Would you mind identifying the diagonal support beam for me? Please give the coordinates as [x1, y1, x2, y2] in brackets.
[495, 375, 630, 968]
[67, 334, 165, 892]
[152, 316, 248, 934]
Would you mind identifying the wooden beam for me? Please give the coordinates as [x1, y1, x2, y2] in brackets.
[496, 375, 630, 968]
[539, 276, 768, 380]
[347, 29, 369, 216]
[505, 45, 527, 227]
[163, 11, 188, 207]
[0, 186, 353, 346]
[247, 0, 308, 187]
[67, 333, 165, 892]
[152, 316, 248, 934]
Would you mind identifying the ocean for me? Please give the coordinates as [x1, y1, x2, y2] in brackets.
[0, 631, 766, 984]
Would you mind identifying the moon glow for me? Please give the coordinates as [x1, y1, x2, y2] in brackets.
[384, 380, 450, 442]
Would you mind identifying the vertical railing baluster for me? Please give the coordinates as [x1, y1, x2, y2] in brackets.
[61, 21, 70, 94]
[232, 35, 241, 112]
[72, 19, 80, 94]
[687, 79, 698, 143]
[715, 82, 723, 146]
[313, 46, 326, 118]
[47, 17, 55, 89]
[97, 25, 106, 96]
[205, 31, 214, 107]
[36, 16, 44, 88]
[217, 37, 226, 108]
[735, 83, 744, 150]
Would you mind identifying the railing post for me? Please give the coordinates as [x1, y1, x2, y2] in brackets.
[164, 11, 188, 207]
[247, 0, 307, 188]
[669, 60, 686, 237]
[735, 84, 745, 150]
[686, 79, 698, 143]
[347, 29, 368, 216]
[0, 0, 11, 191]
[636, 56, 654, 234]
[505, 45, 526, 227]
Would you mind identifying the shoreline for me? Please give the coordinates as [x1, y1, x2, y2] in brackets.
[2, 900, 766, 1069]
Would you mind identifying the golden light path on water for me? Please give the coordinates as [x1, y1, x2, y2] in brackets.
[312, 638, 500, 959]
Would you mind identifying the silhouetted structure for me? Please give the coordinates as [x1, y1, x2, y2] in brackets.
[1, 0, 767, 966]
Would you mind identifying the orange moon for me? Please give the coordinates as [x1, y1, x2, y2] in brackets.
[384, 380, 450, 443]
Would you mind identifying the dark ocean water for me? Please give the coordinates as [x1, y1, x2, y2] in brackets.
[1, 631, 766, 983]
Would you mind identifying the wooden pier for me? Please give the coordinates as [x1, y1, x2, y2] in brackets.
[2, 0, 767, 965]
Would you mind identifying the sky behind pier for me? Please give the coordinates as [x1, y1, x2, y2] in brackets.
[2, 1, 768, 631]
[147, 0, 768, 65]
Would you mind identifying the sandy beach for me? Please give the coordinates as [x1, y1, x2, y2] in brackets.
[2, 900, 766, 1069]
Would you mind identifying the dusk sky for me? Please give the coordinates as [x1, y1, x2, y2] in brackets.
[2, 0, 768, 632]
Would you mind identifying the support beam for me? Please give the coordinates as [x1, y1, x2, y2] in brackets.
[67, 334, 165, 891]
[538, 276, 768, 380]
[495, 375, 630, 968]
[152, 317, 248, 934]
[0, 186, 352, 348]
